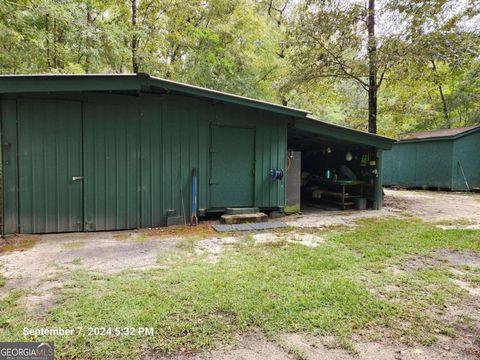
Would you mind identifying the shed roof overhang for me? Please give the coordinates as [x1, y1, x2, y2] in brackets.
[290, 116, 395, 150]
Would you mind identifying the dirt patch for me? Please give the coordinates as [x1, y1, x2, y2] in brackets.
[0, 231, 180, 316]
[432, 294, 480, 359]
[437, 224, 480, 230]
[390, 251, 480, 274]
[144, 330, 480, 360]
[0, 235, 39, 254]
[252, 232, 325, 248]
[389, 250, 480, 359]
[194, 237, 239, 262]
[393, 255, 448, 273]
[287, 189, 480, 228]
[0, 232, 179, 291]
[453, 279, 480, 297]
[143, 331, 293, 360]
[125, 223, 217, 240]
[21, 293, 57, 318]
[192, 232, 325, 262]
[436, 250, 480, 268]
[281, 332, 479, 360]
[285, 208, 399, 228]
[383, 189, 480, 223]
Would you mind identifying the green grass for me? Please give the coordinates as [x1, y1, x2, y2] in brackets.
[62, 241, 85, 249]
[433, 218, 475, 226]
[176, 236, 198, 252]
[71, 258, 82, 265]
[0, 274, 6, 287]
[134, 234, 149, 242]
[0, 218, 478, 359]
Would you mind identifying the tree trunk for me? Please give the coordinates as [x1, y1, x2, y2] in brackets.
[367, 0, 377, 134]
[431, 60, 450, 128]
[131, 0, 139, 73]
[53, 18, 58, 68]
[45, 14, 51, 69]
[85, 8, 92, 73]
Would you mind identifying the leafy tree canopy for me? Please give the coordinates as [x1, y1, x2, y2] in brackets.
[0, 0, 479, 136]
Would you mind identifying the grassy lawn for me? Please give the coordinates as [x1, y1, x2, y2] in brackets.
[0, 218, 479, 359]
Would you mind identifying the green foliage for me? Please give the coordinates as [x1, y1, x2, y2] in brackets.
[286, 0, 480, 136]
[0, 0, 478, 135]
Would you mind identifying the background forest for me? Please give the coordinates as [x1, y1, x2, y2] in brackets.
[1, 0, 479, 137]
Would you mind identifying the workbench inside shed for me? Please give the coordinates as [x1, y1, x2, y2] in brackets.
[287, 120, 388, 211]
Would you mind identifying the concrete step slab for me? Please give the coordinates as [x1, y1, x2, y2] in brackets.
[221, 212, 268, 224]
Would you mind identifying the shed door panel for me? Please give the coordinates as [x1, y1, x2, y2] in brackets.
[17, 99, 83, 233]
[83, 101, 139, 231]
[210, 126, 255, 207]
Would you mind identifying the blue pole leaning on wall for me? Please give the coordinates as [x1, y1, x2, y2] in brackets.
[191, 168, 198, 226]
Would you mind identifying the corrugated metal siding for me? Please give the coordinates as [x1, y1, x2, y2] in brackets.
[210, 125, 256, 207]
[17, 99, 83, 233]
[1, 100, 19, 234]
[139, 95, 206, 227]
[2, 92, 288, 233]
[139, 94, 287, 227]
[139, 97, 164, 227]
[257, 114, 287, 206]
[383, 143, 417, 186]
[383, 140, 453, 188]
[415, 141, 453, 188]
[83, 98, 139, 231]
[452, 131, 480, 191]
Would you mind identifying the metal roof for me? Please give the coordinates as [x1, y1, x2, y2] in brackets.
[0, 73, 395, 149]
[0, 73, 308, 118]
[290, 115, 395, 150]
[399, 124, 480, 142]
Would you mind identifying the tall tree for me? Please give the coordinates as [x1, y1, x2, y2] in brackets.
[389, 0, 480, 128]
[287, 0, 479, 134]
[287, 0, 392, 133]
[131, 0, 139, 73]
[367, 0, 377, 133]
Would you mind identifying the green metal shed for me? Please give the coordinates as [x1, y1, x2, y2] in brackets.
[0, 74, 394, 234]
[383, 125, 480, 191]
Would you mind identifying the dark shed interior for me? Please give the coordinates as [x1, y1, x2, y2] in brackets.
[287, 128, 380, 211]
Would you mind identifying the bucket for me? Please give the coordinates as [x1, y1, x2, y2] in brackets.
[354, 197, 367, 210]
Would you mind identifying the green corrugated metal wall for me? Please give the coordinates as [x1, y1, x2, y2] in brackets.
[17, 99, 83, 233]
[210, 126, 256, 207]
[138, 94, 287, 228]
[2, 100, 19, 233]
[382, 143, 418, 187]
[83, 98, 140, 231]
[383, 140, 453, 188]
[452, 131, 480, 191]
[1, 92, 287, 233]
